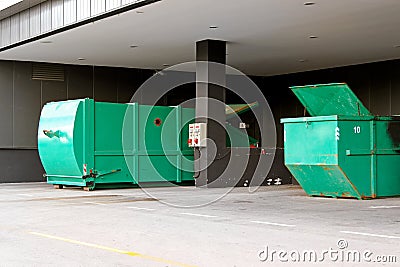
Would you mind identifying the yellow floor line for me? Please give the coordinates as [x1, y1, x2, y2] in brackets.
[29, 231, 197, 267]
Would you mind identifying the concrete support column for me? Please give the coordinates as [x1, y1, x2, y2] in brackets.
[195, 39, 228, 187]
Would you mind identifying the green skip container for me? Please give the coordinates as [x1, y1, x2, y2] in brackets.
[38, 99, 195, 190]
[281, 83, 400, 199]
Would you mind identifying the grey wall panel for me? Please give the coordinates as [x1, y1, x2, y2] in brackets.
[0, 61, 14, 148]
[10, 14, 20, 44]
[391, 61, 400, 114]
[64, 0, 77, 25]
[107, 0, 121, 11]
[13, 62, 41, 148]
[42, 80, 67, 106]
[117, 69, 138, 103]
[19, 9, 30, 40]
[0, 149, 45, 183]
[51, 0, 64, 29]
[347, 66, 371, 110]
[1, 18, 11, 46]
[119, 69, 153, 103]
[40, 1, 52, 33]
[91, 0, 106, 16]
[370, 65, 391, 115]
[93, 67, 118, 102]
[66, 65, 93, 99]
[29, 5, 41, 37]
[118, 87, 135, 103]
[77, 0, 90, 21]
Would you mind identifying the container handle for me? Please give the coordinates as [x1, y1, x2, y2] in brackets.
[43, 130, 61, 138]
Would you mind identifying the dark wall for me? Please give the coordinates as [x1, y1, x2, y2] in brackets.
[0, 60, 153, 183]
[1, 58, 400, 183]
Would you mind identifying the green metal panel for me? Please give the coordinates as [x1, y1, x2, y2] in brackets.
[138, 105, 194, 183]
[93, 102, 133, 185]
[38, 100, 87, 182]
[180, 107, 196, 181]
[290, 83, 372, 116]
[286, 165, 361, 199]
[282, 83, 400, 199]
[283, 120, 339, 165]
[374, 119, 400, 196]
[281, 115, 374, 123]
[138, 155, 178, 182]
[226, 102, 258, 119]
[226, 124, 258, 147]
[336, 120, 374, 198]
[39, 99, 95, 187]
[140, 105, 176, 152]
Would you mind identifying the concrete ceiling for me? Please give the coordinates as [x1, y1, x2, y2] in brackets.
[1, 0, 400, 76]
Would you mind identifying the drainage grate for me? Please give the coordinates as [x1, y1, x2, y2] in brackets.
[32, 63, 65, 81]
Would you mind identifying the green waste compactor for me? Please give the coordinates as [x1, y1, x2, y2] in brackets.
[38, 99, 195, 190]
[38, 99, 258, 190]
[281, 83, 400, 199]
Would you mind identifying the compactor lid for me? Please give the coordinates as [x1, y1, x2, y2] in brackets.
[226, 102, 258, 119]
[290, 83, 371, 116]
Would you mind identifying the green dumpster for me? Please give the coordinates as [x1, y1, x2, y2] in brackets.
[281, 83, 400, 199]
[38, 99, 195, 190]
[38, 99, 259, 190]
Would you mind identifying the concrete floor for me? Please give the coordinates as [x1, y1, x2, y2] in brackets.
[0, 183, 399, 267]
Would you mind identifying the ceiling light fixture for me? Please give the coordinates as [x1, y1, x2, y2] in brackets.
[130, 45, 138, 48]
[298, 59, 307, 63]
[309, 35, 318, 39]
[40, 40, 52, 44]
[136, 10, 144, 14]
[209, 26, 218, 29]
[304, 2, 315, 6]
[78, 58, 86, 61]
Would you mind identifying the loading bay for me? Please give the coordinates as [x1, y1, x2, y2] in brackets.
[0, 183, 399, 266]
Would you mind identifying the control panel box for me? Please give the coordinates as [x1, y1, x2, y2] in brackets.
[188, 123, 207, 147]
